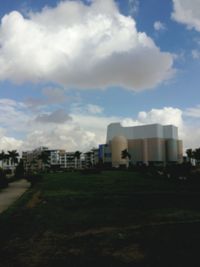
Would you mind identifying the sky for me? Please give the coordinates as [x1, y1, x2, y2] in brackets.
[0, 0, 200, 153]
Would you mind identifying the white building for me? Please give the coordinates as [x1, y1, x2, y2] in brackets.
[106, 123, 183, 167]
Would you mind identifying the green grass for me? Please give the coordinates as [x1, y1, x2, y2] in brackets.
[0, 170, 200, 267]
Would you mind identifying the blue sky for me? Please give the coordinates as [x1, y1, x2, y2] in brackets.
[0, 0, 200, 152]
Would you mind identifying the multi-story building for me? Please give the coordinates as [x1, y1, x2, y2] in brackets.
[83, 148, 99, 168]
[22, 147, 48, 172]
[22, 148, 85, 171]
[104, 123, 183, 167]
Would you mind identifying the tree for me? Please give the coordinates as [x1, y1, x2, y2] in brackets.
[38, 151, 50, 171]
[121, 149, 131, 168]
[0, 151, 8, 169]
[121, 149, 131, 160]
[15, 159, 25, 179]
[186, 148, 193, 161]
[193, 148, 200, 164]
[8, 150, 19, 165]
[0, 168, 8, 188]
[74, 151, 82, 169]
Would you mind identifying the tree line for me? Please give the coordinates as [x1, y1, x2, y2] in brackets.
[0, 150, 19, 168]
[186, 148, 200, 163]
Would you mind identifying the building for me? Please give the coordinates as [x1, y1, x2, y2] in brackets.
[104, 123, 183, 167]
[82, 148, 99, 168]
[22, 148, 90, 171]
[22, 147, 48, 172]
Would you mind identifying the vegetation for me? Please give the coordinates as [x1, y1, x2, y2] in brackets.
[14, 159, 25, 179]
[0, 170, 200, 266]
[0, 150, 7, 169]
[0, 168, 8, 188]
[8, 150, 19, 165]
[186, 147, 200, 163]
[121, 149, 131, 160]
[37, 151, 50, 171]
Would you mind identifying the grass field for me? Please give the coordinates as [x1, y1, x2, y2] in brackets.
[1, 170, 200, 267]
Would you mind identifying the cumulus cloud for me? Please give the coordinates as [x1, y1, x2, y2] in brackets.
[128, 0, 139, 16]
[70, 103, 104, 115]
[0, 98, 30, 131]
[25, 88, 69, 108]
[0, 128, 23, 151]
[185, 105, 200, 118]
[154, 21, 166, 31]
[0, 0, 174, 91]
[138, 107, 183, 128]
[86, 104, 104, 114]
[172, 0, 200, 32]
[192, 49, 200, 59]
[1, 96, 200, 152]
[35, 109, 72, 124]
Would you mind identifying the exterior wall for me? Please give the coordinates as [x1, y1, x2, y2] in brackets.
[111, 136, 128, 167]
[128, 138, 166, 163]
[107, 123, 178, 142]
[128, 139, 143, 162]
[147, 138, 164, 162]
[166, 139, 178, 162]
[107, 123, 183, 165]
[177, 140, 183, 163]
[99, 144, 111, 164]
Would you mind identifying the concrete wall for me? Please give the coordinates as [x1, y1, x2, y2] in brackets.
[111, 136, 128, 167]
[107, 123, 182, 165]
[107, 123, 178, 142]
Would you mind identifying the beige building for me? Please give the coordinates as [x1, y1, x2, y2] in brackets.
[106, 123, 183, 167]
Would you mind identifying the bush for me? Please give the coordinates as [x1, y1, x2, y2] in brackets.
[15, 160, 25, 179]
[0, 169, 8, 189]
[25, 173, 43, 187]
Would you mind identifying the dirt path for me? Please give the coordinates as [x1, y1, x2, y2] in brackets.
[0, 179, 30, 213]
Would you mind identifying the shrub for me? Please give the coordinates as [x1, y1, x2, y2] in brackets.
[15, 160, 25, 179]
[0, 169, 8, 189]
[25, 173, 43, 187]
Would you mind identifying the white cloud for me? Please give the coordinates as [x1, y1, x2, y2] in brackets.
[138, 107, 183, 128]
[1, 96, 200, 152]
[172, 0, 200, 32]
[128, 0, 139, 16]
[185, 105, 200, 118]
[0, 128, 23, 151]
[35, 109, 72, 124]
[70, 103, 104, 115]
[0, 0, 174, 91]
[86, 104, 104, 114]
[192, 49, 200, 59]
[154, 21, 166, 31]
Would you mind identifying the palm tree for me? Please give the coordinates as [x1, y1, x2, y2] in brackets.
[193, 148, 200, 165]
[8, 150, 19, 166]
[38, 151, 50, 171]
[0, 151, 7, 169]
[74, 151, 82, 169]
[121, 149, 131, 160]
[121, 149, 131, 168]
[186, 148, 193, 162]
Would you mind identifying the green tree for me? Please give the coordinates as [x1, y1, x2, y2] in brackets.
[186, 148, 193, 161]
[15, 159, 25, 179]
[193, 148, 200, 164]
[121, 149, 131, 168]
[8, 150, 19, 165]
[38, 151, 50, 171]
[74, 151, 82, 169]
[121, 149, 131, 160]
[0, 151, 8, 169]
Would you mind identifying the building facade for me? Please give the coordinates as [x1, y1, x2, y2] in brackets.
[105, 123, 183, 167]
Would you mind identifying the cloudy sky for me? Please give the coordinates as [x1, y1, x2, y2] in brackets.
[0, 0, 200, 152]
